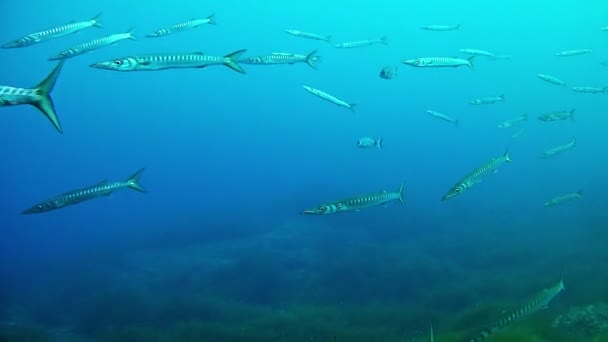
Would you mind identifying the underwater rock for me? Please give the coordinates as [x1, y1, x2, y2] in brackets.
[552, 303, 608, 335]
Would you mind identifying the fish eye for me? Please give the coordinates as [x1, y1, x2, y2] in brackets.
[455, 188, 461, 193]
[319, 206, 325, 211]
[414, 59, 420, 64]
[37, 205, 43, 209]
[114, 60, 122, 65]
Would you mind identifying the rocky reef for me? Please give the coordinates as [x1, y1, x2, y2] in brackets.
[553, 303, 608, 336]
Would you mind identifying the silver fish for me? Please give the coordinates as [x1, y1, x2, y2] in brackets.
[147, 14, 216, 38]
[545, 192, 582, 207]
[427, 110, 458, 124]
[459, 49, 495, 58]
[555, 49, 592, 56]
[357, 137, 382, 149]
[284, 30, 331, 42]
[22, 169, 146, 215]
[3, 13, 102, 48]
[442, 150, 511, 201]
[335, 36, 387, 48]
[302, 86, 355, 111]
[570, 86, 608, 94]
[240, 50, 319, 69]
[498, 114, 527, 128]
[302, 183, 404, 215]
[540, 139, 575, 158]
[49, 29, 136, 60]
[90, 50, 247, 74]
[538, 109, 575, 122]
[537, 74, 566, 86]
[0, 61, 64, 133]
[470, 94, 504, 105]
[403, 56, 474, 68]
[420, 24, 461, 31]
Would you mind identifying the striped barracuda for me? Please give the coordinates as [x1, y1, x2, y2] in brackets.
[540, 139, 575, 158]
[571, 86, 608, 94]
[302, 183, 404, 215]
[538, 109, 575, 122]
[427, 110, 458, 124]
[545, 192, 582, 207]
[468, 278, 565, 342]
[498, 114, 527, 128]
[49, 29, 136, 60]
[335, 36, 387, 48]
[2, 13, 102, 48]
[22, 169, 146, 215]
[442, 150, 511, 201]
[147, 14, 216, 38]
[0, 61, 64, 133]
[537, 74, 566, 86]
[470, 94, 504, 105]
[302, 86, 355, 111]
[240, 50, 320, 69]
[284, 30, 332, 42]
[420, 24, 461, 31]
[459, 49, 495, 58]
[90, 50, 247, 74]
[555, 49, 592, 56]
[403, 56, 474, 68]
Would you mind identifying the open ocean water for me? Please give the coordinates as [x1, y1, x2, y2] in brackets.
[1, 0, 608, 341]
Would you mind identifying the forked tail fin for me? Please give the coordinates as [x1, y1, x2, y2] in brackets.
[397, 182, 405, 204]
[306, 49, 320, 69]
[223, 49, 247, 74]
[92, 12, 103, 27]
[207, 14, 217, 25]
[33, 60, 65, 133]
[126, 168, 147, 192]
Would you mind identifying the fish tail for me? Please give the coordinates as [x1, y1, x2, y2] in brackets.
[126, 168, 147, 193]
[397, 182, 405, 204]
[207, 14, 217, 25]
[504, 148, 512, 162]
[32, 60, 65, 133]
[325, 35, 333, 43]
[456, 23, 462, 30]
[499, 93, 505, 101]
[467, 56, 475, 69]
[576, 190, 583, 198]
[92, 12, 103, 27]
[127, 27, 137, 40]
[376, 138, 383, 149]
[380, 35, 388, 45]
[305, 49, 320, 69]
[603, 86, 608, 93]
[348, 104, 357, 113]
[223, 49, 247, 74]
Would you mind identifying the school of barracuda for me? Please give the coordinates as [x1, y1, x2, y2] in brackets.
[2, 10, 604, 341]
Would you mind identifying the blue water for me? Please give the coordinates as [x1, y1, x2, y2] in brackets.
[1, 1, 608, 341]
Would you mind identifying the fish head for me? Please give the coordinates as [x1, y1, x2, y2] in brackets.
[469, 99, 481, 105]
[442, 184, 465, 201]
[402, 58, 423, 67]
[90, 57, 138, 71]
[2, 35, 38, 49]
[21, 199, 60, 215]
[301, 204, 332, 215]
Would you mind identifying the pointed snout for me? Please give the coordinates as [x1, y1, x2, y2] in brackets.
[402, 59, 416, 66]
[90, 62, 110, 69]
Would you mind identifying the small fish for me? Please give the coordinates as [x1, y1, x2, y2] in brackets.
[538, 109, 575, 122]
[240, 50, 320, 69]
[22, 169, 147, 214]
[49, 28, 136, 60]
[403, 56, 474, 68]
[459, 49, 495, 58]
[302, 86, 355, 111]
[379, 66, 397, 79]
[555, 49, 592, 56]
[545, 191, 583, 207]
[537, 74, 566, 86]
[302, 183, 404, 215]
[427, 110, 458, 124]
[284, 30, 331, 42]
[147, 14, 216, 38]
[0, 61, 64, 133]
[540, 139, 575, 158]
[570, 86, 608, 94]
[357, 137, 382, 149]
[3, 13, 102, 48]
[442, 149, 511, 201]
[335, 36, 387, 48]
[498, 114, 527, 128]
[468, 278, 565, 342]
[90, 50, 247, 74]
[511, 127, 527, 139]
[470, 94, 504, 105]
[420, 24, 461, 31]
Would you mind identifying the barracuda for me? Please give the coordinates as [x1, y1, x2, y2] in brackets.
[49, 29, 136, 60]
[459, 49, 495, 57]
[427, 110, 458, 124]
[470, 94, 504, 105]
[570, 86, 608, 94]
[302, 86, 355, 111]
[284, 30, 332, 42]
[335, 36, 387, 48]
[147, 14, 216, 38]
[90, 50, 247, 74]
[537, 74, 566, 86]
[302, 183, 404, 215]
[403, 56, 474, 68]
[540, 139, 575, 158]
[420, 24, 461, 31]
[498, 114, 527, 128]
[545, 192, 583, 207]
[3, 13, 102, 48]
[468, 278, 565, 342]
[0, 61, 64, 133]
[538, 109, 575, 122]
[555, 49, 592, 56]
[442, 149, 511, 201]
[240, 50, 320, 69]
[22, 169, 146, 215]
